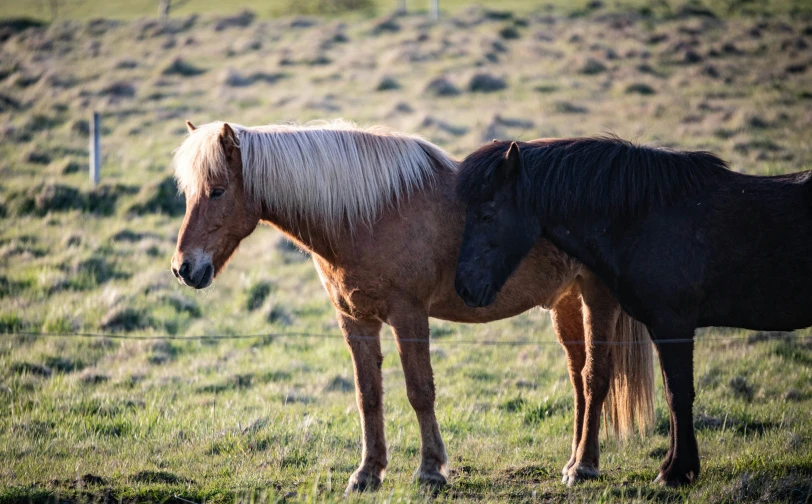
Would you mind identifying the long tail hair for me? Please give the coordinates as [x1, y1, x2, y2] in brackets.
[605, 312, 655, 438]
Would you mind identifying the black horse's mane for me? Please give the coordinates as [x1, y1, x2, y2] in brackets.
[457, 136, 732, 220]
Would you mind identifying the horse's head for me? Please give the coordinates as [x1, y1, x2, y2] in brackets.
[171, 121, 260, 289]
[455, 142, 540, 307]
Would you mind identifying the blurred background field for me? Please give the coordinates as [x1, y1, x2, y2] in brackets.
[1, 0, 811, 502]
[4, 0, 806, 22]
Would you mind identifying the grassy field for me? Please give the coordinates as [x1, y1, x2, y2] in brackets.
[1, 0, 812, 502]
[2, 0, 811, 22]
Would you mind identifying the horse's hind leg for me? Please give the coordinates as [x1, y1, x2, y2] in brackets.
[388, 304, 449, 488]
[338, 314, 387, 493]
[565, 275, 621, 486]
[650, 321, 699, 486]
[550, 287, 587, 484]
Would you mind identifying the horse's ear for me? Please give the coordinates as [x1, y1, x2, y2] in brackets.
[220, 123, 237, 144]
[502, 141, 521, 180]
[185, 120, 196, 132]
[219, 123, 241, 173]
[219, 123, 239, 156]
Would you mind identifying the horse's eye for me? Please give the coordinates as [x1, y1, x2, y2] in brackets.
[209, 188, 225, 199]
[481, 211, 494, 223]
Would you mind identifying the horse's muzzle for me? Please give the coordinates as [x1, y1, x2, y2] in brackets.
[455, 274, 496, 308]
[174, 260, 213, 289]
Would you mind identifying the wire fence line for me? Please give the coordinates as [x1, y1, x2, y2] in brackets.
[2, 329, 809, 347]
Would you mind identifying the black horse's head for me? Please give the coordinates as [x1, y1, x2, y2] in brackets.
[455, 142, 540, 308]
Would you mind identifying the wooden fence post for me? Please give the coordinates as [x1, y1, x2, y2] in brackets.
[430, 0, 439, 20]
[89, 112, 100, 186]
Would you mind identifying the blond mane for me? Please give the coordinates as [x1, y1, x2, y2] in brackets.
[173, 119, 457, 238]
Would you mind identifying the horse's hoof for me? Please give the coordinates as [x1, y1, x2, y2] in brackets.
[345, 471, 382, 494]
[565, 464, 600, 487]
[653, 469, 697, 487]
[561, 457, 577, 483]
[414, 468, 448, 489]
[562, 458, 576, 476]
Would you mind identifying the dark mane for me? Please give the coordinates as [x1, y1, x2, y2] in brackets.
[457, 136, 731, 220]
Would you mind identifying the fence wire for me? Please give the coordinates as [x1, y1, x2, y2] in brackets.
[3, 329, 809, 347]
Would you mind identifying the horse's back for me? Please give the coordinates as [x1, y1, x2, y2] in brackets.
[696, 173, 812, 329]
[576, 172, 812, 331]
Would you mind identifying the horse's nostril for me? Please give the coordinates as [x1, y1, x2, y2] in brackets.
[171, 267, 179, 279]
[456, 282, 469, 298]
[179, 261, 191, 280]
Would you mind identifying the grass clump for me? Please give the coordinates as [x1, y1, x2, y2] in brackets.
[626, 82, 657, 95]
[161, 57, 205, 77]
[245, 281, 274, 311]
[127, 176, 185, 216]
[287, 0, 373, 15]
[0, 312, 26, 333]
[100, 306, 150, 332]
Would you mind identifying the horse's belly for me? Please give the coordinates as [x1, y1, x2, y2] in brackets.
[429, 295, 544, 324]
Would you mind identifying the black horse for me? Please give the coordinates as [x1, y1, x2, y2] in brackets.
[453, 137, 812, 486]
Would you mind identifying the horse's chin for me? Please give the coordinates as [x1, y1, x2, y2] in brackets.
[460, 283, 497, 308]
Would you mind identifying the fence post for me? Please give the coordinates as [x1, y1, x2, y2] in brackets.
[89, 112, 100, 186]
[429, 0, 439, 20]
[397, 0, 406, 14]
[159, 0, 170, 20]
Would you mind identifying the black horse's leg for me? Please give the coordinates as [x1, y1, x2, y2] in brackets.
[651, 324, 699, 486]
[659, 363, 676, 472]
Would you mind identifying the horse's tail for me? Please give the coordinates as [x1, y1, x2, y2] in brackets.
[605, 312, 655, 438]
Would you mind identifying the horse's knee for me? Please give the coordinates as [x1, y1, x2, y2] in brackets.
[405, 381, 436, 411]
[353, 369, 383, 412]
[582, 368, 610, 394]
[356, 386, 382, 412]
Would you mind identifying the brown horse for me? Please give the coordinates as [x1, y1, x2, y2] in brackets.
[169, 119, 654, 491]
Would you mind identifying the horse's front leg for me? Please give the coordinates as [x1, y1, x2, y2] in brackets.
[338, 314, 387, 493]
[388, 305, 449, 488]
[550, 288, 587, 484]
[565, 276, 620, 486]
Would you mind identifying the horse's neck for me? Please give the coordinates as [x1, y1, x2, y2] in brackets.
[259, 167, 458, 264]
[259, 205, 340, 262]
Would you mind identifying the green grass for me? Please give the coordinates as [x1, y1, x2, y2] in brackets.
[2, 0, 812, 502]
